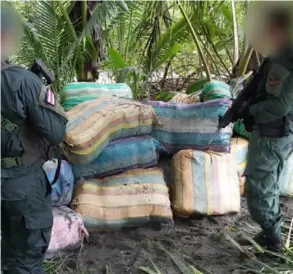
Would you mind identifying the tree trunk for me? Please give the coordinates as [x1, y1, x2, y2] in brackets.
[177, 1, 212, 81]
[231, 0, 239, 65]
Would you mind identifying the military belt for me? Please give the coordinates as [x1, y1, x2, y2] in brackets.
[1, 156, 23, 168]
[1, 115, 19, 133]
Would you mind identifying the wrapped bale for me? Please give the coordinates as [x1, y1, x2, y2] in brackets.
[169, 93, 188, 102]
[172, 150, 241, 217]
[73, 136, 164, 180]
[170, 93, 201, 104]
[71, 168, 174, 231]
[233, 120, 251, 139]
[42, 160, 74, 206]
[278, 152, 293, 197]
[63, 97, 160, 164]
[61, 82, 133, 111]
[200, 80, 231, 102]
[148, 99, 233, 155]
[46, 206, 89, 259]
[230, 137, 249, 176]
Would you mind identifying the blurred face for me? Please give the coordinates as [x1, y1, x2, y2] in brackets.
[266, 24, 288, 53]
[1, 5, 23, 61]
[1, 31, 15, 61]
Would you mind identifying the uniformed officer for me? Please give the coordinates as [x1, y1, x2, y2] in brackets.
[244, 6, 293, 253]
[1, 3, 68, 273]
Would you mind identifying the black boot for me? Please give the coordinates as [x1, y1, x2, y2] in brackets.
[238, 231, 283, 253]
[243, 232, 284, 268]
[247, 231, 283, 252]
[265, 233, 283, 252]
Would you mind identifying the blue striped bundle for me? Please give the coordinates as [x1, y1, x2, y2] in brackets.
[61, 82, 133, 111]
[72, 136, 164, 180]
[147, 99, 233, 155]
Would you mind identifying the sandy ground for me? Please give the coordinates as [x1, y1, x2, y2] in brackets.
[57, 197, 293, 274]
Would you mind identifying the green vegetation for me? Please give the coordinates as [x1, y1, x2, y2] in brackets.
[10, 0, 250, 97]
[8, 1, 292, 273]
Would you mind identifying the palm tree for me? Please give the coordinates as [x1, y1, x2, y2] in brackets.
[12, 0, 129, 93]
[12, 0, 248, 98]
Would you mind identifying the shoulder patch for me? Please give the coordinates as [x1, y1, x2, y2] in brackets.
[45, 87, 56, 106]
[39, 85, 67, 119]
[266, 64, 290, 97]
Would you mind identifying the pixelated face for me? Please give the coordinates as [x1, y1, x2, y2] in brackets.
[1, 4, 23, 60]
[245, 1, 293, 56]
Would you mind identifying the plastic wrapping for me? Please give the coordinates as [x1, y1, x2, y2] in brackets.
[42, 160, 74, 206]
[61, 82, 133, 111]
[200, 81, 231, 102]
[46, 206, 89, 259]
[172, 150, 241, 217]
[63, 97, 160, 164]
[230, 137, 249, 176]
[148, 99, 233, 155]
[169, 92, 201, 104]
[73, 136, 164, 180]
[71, 168, 173, 231]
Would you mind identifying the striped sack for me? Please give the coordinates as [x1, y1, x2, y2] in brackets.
[278, 151, 293, 197]
[148, 99, 233, 154]
[61, 82, 133, 111]
[71, 168, 174, 231]
[172, 150, 240, 217]
[63, 97, 160, 164]
[200, 80, 231, 102]
[46, 206, 89, 259]
[73, 136, 164, 180]
[230, 137, 249, 176]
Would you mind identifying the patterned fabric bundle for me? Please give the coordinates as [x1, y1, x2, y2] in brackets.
[46, 206, 89, 259]
[169, 93, 201, 104]
[63, 97, 160, 164]
[200, 80, 231, 102]
[278, 152, 293, 197]
[230, 137, 249, 176]
[42, 160, 74, 206]
[172, 150, 240, 217]
[71, 168, 174, 231]
[233, 120, 251, 139]
[73, 136, 164, 180]
[148, 99, 233, 154]
[61, 82, 133, 111]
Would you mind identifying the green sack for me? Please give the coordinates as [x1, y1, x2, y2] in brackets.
[200, 80, 231, 102]
[233, 120, 251, 139]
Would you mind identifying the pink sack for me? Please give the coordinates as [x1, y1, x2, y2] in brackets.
[46, 206, 89, 259]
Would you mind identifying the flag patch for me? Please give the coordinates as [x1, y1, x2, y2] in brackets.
[45, 87, 55, 106]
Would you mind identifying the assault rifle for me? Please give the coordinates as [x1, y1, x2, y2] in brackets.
[207, 58, 269, 146]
